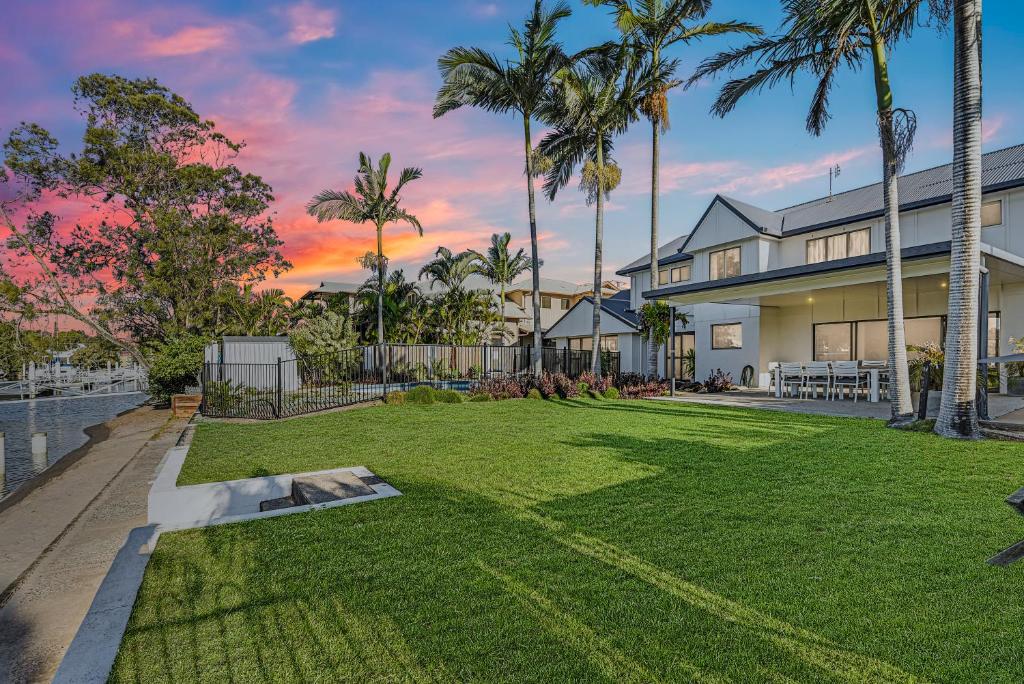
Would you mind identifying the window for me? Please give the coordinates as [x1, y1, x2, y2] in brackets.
[668, 332, 695, 379]
[560, 297, 571, 310]
[988, 313, 1000, 358]
[569, 336, 617, 352]
[855, 320, 887, 361]
[711, 323, 742, 349]
[807, 228, 870, 264]
[600, 335, 618, 352]
[659, 269, 670, 285]
[904, 317, 943, 349]
[814, 323, 853, 362]
[710, 247, 741, 280]
[671, 265, 691, 283]
[982, 200, 1002, 227]
[541, 295, 552, 309]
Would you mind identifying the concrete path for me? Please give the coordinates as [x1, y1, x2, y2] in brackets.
[0, 406, 187, 683]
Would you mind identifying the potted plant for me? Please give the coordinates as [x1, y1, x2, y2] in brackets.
[908, 344, 944, 414]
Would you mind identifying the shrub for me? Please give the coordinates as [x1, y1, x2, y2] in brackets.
[149, 334, 207, 404]
[614, 373, 666, 399]
[603, 386, 620, 400]
[468, 393, 492, 402]
[468, 376, 528, 401]
[535, 372, 557, 399]
[702, 369, 734, 393]
[526, 388, 543, 400]
[385, 391, 407, 405]
[406, 385, 436, 404]
[588, 389, 605, 400]
[551, 373, 578, 398]
[577, 381, 589, 396]
[435, 389, 464, 403]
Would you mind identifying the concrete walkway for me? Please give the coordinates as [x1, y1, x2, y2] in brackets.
[0, 406, 187, 683]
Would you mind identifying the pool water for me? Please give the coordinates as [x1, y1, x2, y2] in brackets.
[0, 393, 147, 501]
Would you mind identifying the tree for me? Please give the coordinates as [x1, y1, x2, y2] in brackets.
[354, 269, 424, 344]
[307, 153, 423, 345]
[470, 232, 534, 344]
[539, 45, 643, 375]
[289, 311, 357, 358]
[585, 0, 760, 378]
[691, 0, 949, 425]
[418, 246, 479, 292]
[226, 286, 292, 337]
[1, 75, 291, 366]
[936, 0, 981, 438]
[434, 0, 572, 373]
[637, 300, 691, 348]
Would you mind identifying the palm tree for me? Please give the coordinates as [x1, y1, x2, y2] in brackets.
[307, 152, 423, 345]
[434, 0, 572, 374]
[691, 0, 947, 425]
[539, 45, 643, 376]
[936, 0, 980, 438]
[470, 232, 534, 344]
[418, 247, 480, 292]
[585, 0, 760, 378]
[355, 269, 423, 344]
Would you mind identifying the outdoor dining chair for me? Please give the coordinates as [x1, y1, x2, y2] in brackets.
[779, 362, 804, 398]
[801, 362, 832, 399]
[830, 361, 867, 401]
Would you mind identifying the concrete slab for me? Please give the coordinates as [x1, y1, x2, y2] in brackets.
[292, 470, 375, 504]
[0, 407, 186, 684]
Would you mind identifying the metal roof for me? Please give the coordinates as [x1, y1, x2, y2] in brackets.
[616, 234, 691, 276]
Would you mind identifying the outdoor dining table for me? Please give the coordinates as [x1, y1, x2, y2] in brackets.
[773, 364, 888, 403]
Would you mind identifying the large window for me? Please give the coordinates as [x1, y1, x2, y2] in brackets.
[658, 264, 692, 285]
[814, 322, 853, 362]
[709, 247, 741, 280]
[982, 200, 1003, 227]
[569, 336, 618, 352]
[806, 228, 871, 264]
[711, 323, 742, 349]
[668, 332, 696, 379]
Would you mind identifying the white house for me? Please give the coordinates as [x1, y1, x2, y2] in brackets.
[625, 143, 1024, 391]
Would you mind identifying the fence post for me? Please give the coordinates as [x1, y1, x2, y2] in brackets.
[276, 357, 283, 418]
[917, 361, 931, 421]
[383, 344, 389, 397]
[200, 363, 206, 415]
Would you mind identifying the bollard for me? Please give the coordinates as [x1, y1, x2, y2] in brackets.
[32, 431, 47, 470]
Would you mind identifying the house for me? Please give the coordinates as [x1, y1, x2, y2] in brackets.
[628, 143, 1024, 391]
[543, 290, 651, 373]
[506, 277, 624, 341]
[299, 281, 363, 310]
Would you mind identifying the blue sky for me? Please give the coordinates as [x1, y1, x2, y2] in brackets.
[1, 0, 1019, 294]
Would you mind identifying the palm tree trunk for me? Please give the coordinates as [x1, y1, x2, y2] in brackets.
[647, 117, 661, 379]
[376, 222, 385, 346]
[592, 135, 606, 377]
[868, 15, 914, 423]
[524, 116, 544, 375]
[936, 0, 983, 438]
[500, 282, 507, 345]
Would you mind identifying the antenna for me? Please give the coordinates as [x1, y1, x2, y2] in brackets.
[827, 163, 842, 202]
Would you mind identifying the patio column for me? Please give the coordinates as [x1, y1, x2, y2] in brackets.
[669, 306, 676, 395]
[977, 265, 990, 421]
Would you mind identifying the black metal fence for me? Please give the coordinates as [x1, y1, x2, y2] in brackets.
[200, 344, 620, 419]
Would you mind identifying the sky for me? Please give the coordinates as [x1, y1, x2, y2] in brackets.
[1, 0, 1021, 299]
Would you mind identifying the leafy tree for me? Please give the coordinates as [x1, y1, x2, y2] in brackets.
[470, 232, 534, 345]
[146, 334, 207, 403]
[1, 75, 291, 365]
[936, 0, 981, 438]
[434, 0, 573, 373]
[539, 44, 645, 375]
[691, 0, 949, 424]
[307, 153, 423, 345]
[289, 311, 357, 358]
[70, 335, 121, 369]
[585, 0, 760, 378]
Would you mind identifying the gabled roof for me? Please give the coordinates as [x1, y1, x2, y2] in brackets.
[545, 289, 639, 338]
[616, 234, 692, 276]
[300, 281, 362, 300]
[619, 143, 1024, 275]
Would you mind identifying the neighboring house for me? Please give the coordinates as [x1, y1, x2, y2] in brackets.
[506, 277, 624, 340]
[630, 143, 1024, 390]
[544, 290, 647, 372]
[299, 281, 362, 311]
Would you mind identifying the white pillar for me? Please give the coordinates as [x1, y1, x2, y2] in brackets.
[32, 431, 47, 470]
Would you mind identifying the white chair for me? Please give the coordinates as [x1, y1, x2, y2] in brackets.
[779, 363, 804, 398]
[802, 362, 832, 399]
[860, 361, 888, 400]
[830, 361, 867, 401]
[767, 361, 780, 394]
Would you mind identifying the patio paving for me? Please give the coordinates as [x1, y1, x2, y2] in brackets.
[653, 389, 1024, 421]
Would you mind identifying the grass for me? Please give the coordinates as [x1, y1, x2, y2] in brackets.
[114, 399, 1024, 682]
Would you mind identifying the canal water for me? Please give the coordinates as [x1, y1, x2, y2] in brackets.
[0, 393, 147, 501]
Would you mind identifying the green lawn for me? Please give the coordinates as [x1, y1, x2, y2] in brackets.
[114, 399, 1024, 682]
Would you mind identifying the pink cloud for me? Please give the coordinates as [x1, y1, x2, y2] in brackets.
[982, 114, 1006, 144]
[700, 146, 873, 196]
[285, 2, 337, 44]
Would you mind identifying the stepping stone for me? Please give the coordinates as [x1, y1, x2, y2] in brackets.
[1007, 487, 1024, 516]
[291, 471, 376, 505]
[259, 495, 296, 512]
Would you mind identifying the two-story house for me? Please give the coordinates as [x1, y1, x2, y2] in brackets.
[631, 143, 1024, 390]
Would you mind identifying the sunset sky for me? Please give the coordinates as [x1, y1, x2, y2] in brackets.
[1, 0, 1020, 298]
